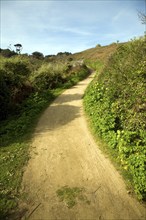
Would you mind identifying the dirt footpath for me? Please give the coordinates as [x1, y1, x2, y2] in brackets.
[21, 73, 146, 220]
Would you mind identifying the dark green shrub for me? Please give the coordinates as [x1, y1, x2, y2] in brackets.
[0, 57, 32, 120]
[32, 51, 44, 59]
[4, 60, 30, 77]
[0, 49, 16, 58]
[31, 63, 66, 90]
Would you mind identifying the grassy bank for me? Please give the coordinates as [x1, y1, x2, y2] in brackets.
[84, 37, 146, 200]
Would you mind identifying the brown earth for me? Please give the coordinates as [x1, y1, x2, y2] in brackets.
[73, 43, 120, 62]
[20, 73, 145, 220]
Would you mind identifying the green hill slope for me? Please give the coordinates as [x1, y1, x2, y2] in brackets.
[73, 42, 123, 62]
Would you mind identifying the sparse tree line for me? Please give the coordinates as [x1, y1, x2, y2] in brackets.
[0, 47, 72, 59]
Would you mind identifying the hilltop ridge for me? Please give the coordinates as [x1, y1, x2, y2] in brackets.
[73, 42, 125, 62]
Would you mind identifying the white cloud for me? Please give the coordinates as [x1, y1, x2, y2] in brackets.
[1, 0, 145, 54]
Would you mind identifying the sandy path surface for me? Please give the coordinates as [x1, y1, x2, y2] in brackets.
[21, 73, 145, 220]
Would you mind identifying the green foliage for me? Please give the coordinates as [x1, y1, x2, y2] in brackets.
[32, 51, 44, 59]
[84, 37, 146, 200]
[0, 49, 17, 58]
[31, 62, 89, 91]
[57, 52, 72, 56]
[31, 63, 66, 90]
[0, 142, 29, 218]
[0, 56, 33, 120]
[0, 54, 89, 121]
[84, 59, 103, 71]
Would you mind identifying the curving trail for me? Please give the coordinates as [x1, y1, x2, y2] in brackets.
[21, 73, 145, 220]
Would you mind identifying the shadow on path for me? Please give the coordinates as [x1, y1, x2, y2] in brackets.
[55, 93, 83, 104]
[35, 104, 80, 134]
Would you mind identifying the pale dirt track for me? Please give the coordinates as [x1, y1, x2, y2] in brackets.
[21, 73, 145, 220]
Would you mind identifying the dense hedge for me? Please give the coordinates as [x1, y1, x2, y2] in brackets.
[0, 56, 33, 120]
[0, 55, 89, 121]
[84, 37, 146, 200]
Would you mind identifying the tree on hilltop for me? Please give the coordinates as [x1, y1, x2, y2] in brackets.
[32, 51, 44, 59]
[14, 43, 23, 54]
[0, 48, 16, 57]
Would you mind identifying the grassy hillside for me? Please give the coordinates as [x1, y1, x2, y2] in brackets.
[73, 42, 123, 62]
[84, 37, 146, 200]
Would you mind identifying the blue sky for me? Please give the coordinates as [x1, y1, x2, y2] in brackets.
[1, 0, 145, 55]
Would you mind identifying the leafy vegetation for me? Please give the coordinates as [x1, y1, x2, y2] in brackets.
[84, 59, 103, 71]
[32, 51, 44, 59]
[84, 37, 146, 200]
[0, 53, 90, 219]
[0, 48, 17, 58]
